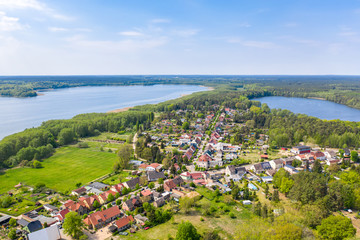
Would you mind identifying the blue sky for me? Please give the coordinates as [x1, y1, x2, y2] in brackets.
[0, 0, 359, 75]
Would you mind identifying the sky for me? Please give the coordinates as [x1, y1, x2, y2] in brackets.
[0, 0, 360, 75]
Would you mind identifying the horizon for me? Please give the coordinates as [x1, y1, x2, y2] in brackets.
[0, 0, 360, 75]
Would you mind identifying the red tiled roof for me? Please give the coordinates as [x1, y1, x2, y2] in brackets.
[141, 189, 152, 197]
[115, 215, 134, 229]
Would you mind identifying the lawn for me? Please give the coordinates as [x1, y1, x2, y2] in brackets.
[118, 188, 254, 240]
[0, 145, 117, 194]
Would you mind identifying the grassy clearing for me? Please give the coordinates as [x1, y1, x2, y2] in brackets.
[119, 188, 254, 240]
[0, 145, 117, 194]
[101, 171, 132, 185]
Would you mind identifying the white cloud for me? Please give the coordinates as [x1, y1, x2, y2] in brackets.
[118, 31, 143, 37]
[0, 0, 44, 10]
[48, 27, 68, 32]
[0, 0, 72, 21]
[0, 11, 23, 31]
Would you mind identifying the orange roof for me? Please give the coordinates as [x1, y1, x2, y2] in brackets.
[115, 215, 134, 229]
[140, 189, 152, 197]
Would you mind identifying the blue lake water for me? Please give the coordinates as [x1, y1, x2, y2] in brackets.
[0, 85, 206, 140]
[253, 96, 360, 122]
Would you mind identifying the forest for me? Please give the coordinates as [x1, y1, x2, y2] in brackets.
[0, 75, 360, 110]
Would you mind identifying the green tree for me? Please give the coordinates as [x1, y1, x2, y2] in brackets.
[58, 128, 75, 145]
[176, 221, 200, 240]
[182, 122, 190, 130]
[312, 160, 323, 173]
[265, 223, 302, 240]
[63, 212, 85, 240]
[93, 200, 100, 209]
[273, 168, 290, 188]
[32, 160, 42, 168]
[9, 218, 16, 227]
[279, 177, 294, 196]
[8, 229, 16, 240]
[148, 182, 155, 189]
[317, 215, 355, 240]
[107, 193, 115, 202]
[351, 151, 359, 163]
[272, 190, 280, 203]
[114, 144, 133, 171]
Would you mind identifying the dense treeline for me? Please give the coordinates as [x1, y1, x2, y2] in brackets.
[0, 111, 152, 168]
[1, 75, 360, 110]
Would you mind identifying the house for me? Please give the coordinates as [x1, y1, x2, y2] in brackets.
[138, 164, 148, 171]
[122, 197, 141, 212]
[56, 209, 69, 222]
[251, 163, 264, 174]
[261, 162, 273, 171]
[0, 216, 11, 226]
[23, 220, 43, 233]
[123, 177, 140, 190]
[17, 218, 30, 228]
[134, 214, 148, 225]
[311, 151, 326, 161]
[115, 215, 134, 231]
[325, 150, 337, 160]
[88, 182, 109, 191]
[110, 183, 125, 193]
[153, 197, 165, 208]
[164, 179, 177, 192]
[284, 165, 299, 175]
[269, 159, 283, 170]
[180, 172, 192, 181]
[43, 204, 58, 212]
[147, 171, 165, 182]
[291, 145, 311, 154]
[71, 187, 87, 196]
[225, 165, 247, 182]
[344, 148, 351, 157]
[140, 189, 153, 203]
[326, 158, 340, 166]
[164, 176, 184, 191]
[83, 206, 122, 229]
[28, 224, 61, 240]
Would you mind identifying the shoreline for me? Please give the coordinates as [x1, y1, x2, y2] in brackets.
[107, 106, 134, 113]
[107, 85, 213, 113]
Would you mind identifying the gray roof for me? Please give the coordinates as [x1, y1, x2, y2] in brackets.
[26, 220, 43, 233]
[147, 171, 165, 181]
[0, 215, 11, 225]
[125, 177, 140, 189]
[17, 218, 30, 227]
[88, 182, 108, 190]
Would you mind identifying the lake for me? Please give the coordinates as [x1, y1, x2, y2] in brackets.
[0, 85, 206, 140]
[253, 96, 360, 122]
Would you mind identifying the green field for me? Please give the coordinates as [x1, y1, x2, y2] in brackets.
[0, 145, 117, 194]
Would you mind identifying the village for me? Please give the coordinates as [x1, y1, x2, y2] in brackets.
[0, 105, 359, 240]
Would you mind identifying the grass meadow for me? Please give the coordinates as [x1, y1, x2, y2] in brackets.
[0, 145, 117, 194]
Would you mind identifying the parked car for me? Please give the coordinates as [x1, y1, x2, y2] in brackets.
[144, 227, 150, 230]
[119, 232, 129, 236]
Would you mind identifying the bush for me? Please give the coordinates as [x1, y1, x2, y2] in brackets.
[77, 142, 89, 148]
[229, 212, 236, 218]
